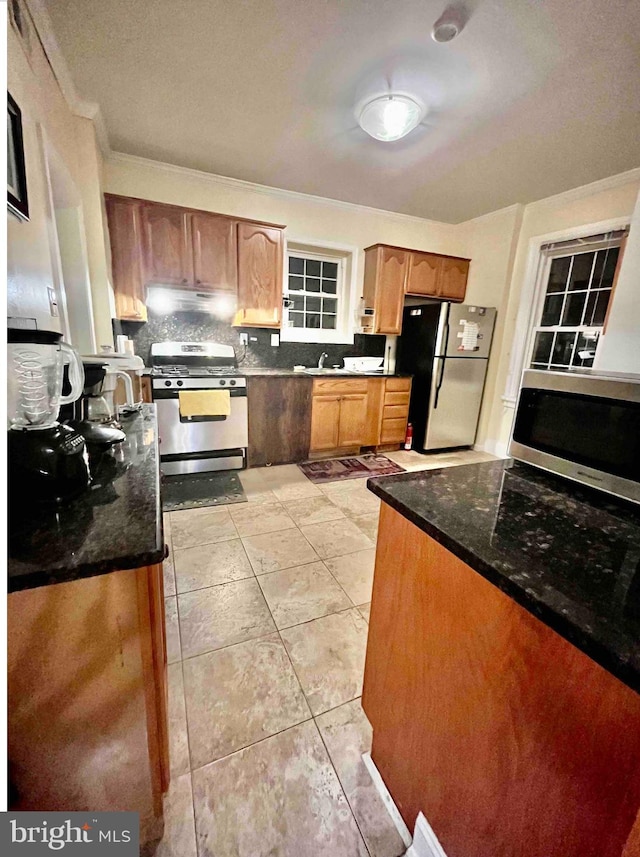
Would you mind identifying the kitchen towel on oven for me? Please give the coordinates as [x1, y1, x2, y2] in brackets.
[178, 389, 231, 418]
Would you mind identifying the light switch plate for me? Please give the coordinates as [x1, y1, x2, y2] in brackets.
[271, 333, 280, 347]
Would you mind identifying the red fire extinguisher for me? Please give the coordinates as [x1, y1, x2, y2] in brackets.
[404, 423, 413, 451]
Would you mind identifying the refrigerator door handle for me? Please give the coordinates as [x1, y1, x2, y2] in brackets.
[434, 358, 445, 409]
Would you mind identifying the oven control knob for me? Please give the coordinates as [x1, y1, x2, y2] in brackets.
[177, 380, 184, 387]
[219, 379, 226, 386]
[229, 379, 237, 386]
[164, 380, 171, 387]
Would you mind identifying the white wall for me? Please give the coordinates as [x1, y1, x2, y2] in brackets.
[480, 174, 640, 455]
[454, 204, 523, 448]
[595, 190, 640, 373]
[7, 15, 111, 345]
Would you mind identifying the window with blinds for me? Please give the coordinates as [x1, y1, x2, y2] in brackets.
[529, 231, 626, 372]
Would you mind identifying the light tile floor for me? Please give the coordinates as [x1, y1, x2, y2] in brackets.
[158, 448, 498, 857]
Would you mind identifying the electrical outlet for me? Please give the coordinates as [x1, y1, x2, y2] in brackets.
[239, 333, 248, 344]
[271, 333, 280, 347]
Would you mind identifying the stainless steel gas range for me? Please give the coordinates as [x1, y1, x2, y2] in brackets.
[150, 341, 247, 474]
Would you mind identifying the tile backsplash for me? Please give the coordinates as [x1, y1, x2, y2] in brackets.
[118, 311, 386, 369]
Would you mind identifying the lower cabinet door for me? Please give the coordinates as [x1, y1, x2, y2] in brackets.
[337, 394, 367, 447]
[310, 396, 341, 451]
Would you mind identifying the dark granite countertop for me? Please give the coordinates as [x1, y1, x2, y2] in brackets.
[142, 366, 409, 378]
[240, 368, 410, 378]
[368, 460, 640, 692]
[8, 405, 165, 593]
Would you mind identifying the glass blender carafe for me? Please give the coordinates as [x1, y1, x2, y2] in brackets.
[8, 329, 90, 504]
[8, 330, 84, 428]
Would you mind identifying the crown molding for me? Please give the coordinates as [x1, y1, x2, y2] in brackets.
[105, 151, 452, 227]
[459, 202, 523, 227]
[24, 0, 112, 155]
[526, 167, 640, 212]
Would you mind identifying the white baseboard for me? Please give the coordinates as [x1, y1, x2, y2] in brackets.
[361, 752, 413, 849]
[475, 439, 509, 458]
[405, 812, 448, 857]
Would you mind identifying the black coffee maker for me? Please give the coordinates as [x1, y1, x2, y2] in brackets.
[8, 329, 91, 504]
[69, 362, 126, 473]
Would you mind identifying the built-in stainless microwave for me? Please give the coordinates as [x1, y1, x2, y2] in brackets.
[510, 369, 640, 504]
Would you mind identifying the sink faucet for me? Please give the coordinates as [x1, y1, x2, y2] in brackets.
[318, 352, 329, 369]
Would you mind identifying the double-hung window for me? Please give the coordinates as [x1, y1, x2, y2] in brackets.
[529, 231, 626, 372]
[281, 243, 356, 344]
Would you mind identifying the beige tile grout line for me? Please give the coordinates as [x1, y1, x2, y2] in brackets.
[164, 477, 376, 852]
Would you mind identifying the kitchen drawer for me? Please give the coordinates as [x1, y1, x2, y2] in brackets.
[380, 418, 408, 443]
[385, 378, 412, 392]
[383, 404, 409, 420]
[313, 378, 369, 395]
[384, 391, 411, 407]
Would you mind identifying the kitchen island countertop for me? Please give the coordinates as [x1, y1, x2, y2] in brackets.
[368, 459, 640, 692]
[8, 405, 165, 593]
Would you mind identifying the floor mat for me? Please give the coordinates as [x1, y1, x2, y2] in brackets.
[162, 471, 247, 511]
[298, 454, 405, 484]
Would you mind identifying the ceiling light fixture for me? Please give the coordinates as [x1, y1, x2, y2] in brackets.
[357, 94, 425, 142]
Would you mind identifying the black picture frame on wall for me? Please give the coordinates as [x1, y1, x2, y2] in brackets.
[8, 92, 29, 221]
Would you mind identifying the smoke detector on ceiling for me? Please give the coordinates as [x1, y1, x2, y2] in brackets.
[431, 5, 468, 42]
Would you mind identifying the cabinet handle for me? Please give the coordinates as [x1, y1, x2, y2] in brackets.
[182, 278, 188, 284]
[196, 279, 201, 285]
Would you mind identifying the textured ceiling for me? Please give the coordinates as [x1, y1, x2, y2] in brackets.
[45, 0, 640, 222]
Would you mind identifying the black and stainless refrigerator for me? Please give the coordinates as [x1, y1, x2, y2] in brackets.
[396, 302, 497, 452]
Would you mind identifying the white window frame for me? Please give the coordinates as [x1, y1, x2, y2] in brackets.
[527, 239, 621, 372]
[502, 217, 630, 407]
[280, 239, 358, 345]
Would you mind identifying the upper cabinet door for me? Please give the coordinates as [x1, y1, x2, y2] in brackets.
[439, 257, 470, 302]
[105, 196, 147, 322]
[235, 222, 284, 328]
[406, 252, 441, 296]
[191, 213, 237, 292]
[375, 246, 409, 334]
[143, 204, 193, 286]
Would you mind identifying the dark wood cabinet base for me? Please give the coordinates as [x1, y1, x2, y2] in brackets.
[247, 376, 312, 467]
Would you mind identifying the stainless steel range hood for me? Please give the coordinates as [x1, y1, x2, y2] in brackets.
[146, 286, 237, 317]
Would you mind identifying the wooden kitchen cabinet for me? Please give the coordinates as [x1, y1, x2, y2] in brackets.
[310, 394, 342, 451]
[363, 504, 640, 857]
[379, 377, 412, 445]
[191, 211, 237, 291]
[405, 250, 440, 296]
[247, 376, 312, 466]
[234, 222, 284, 328]
[105, 195, 286, 326]
[336, 393, 368, 446]
[362, 245, 410, 334]
[310, 376, 412, 456]
[105, 196, 147, 321]
[8, 563, 170, 850]
[143, 203, 193, 286]
[439, 255, 470, 301]
[310, 378, 370, 453]
[363, 243, 471, 334]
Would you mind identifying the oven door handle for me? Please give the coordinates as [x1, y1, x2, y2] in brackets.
[179, 414, 228, 423]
